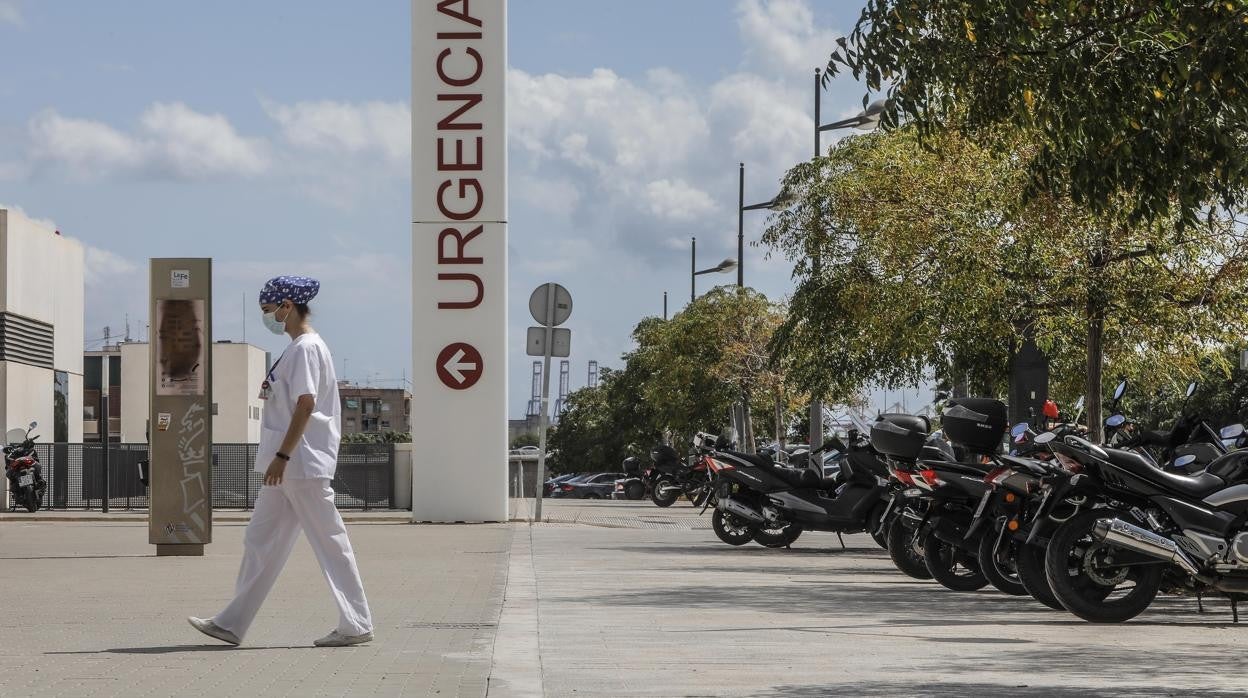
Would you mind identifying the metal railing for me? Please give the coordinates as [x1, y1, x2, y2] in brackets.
[30, 443, 396, 510]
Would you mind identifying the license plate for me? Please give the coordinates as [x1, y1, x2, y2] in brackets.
[18, 472, 33, 487]
[972, 491, 992, 519]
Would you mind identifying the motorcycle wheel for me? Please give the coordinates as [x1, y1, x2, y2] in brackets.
[650, 479, 679, 508]
[625, 481, 645, 500]
[866, 501, 889, 550]
[886, 519, 933, 580]
[23, 487, 38, 513]
[752, 522, 803, 548]
[1044, 509, 1163, 623]
[712, 509, 755, 546]
[923, 534, 989, 592]
[1015, 541, 1066, 610]
[976, 525, 1028, 596]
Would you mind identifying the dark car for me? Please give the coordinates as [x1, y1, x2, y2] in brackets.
[551, 472, 627, 499]
[543, 473, 582, 496]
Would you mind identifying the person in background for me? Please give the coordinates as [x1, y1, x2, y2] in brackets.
[189, 275, 373, 647]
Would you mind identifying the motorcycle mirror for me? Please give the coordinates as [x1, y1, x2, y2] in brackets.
[1074, 396, 1086, 410]
[1174, 454, 1198, 468]
[1010, 423, 1029, 439]
[1186, 382, 1198, 398]
[28, 421, 37, 430]
[1220, 423, 1245, 440]
[1106, 414, 1127, 428]
[1034, 431, 1057, 445]
[1113, 381, 1128, 400]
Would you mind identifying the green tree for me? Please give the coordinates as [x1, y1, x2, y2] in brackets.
[510, 433, 540, 449]
[547, 365, 664, 475]
[764, 126, 1248, 439]
[828, 1, 1248, 225]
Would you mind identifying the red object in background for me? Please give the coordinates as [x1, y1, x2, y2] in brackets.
[560, 484, 574, 492]
[1043, 400, 1060, 419]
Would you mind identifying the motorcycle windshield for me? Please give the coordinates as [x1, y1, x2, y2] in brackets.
[4, 428, 26, 444]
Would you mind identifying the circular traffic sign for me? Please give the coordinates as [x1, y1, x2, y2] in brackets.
[528, 283, 573, 327]
[436, 342, 484, 390]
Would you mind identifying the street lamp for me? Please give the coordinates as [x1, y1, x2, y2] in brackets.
[690, 236, 737, 303]
[735, 69, 886, 473]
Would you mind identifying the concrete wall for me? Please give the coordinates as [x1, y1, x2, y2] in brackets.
[114, 341, 266, 444]
[0, 207, 85, 442]
[394, 443, 413, 510]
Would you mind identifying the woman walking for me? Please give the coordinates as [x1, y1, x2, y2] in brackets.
[189, 275, 374, 647]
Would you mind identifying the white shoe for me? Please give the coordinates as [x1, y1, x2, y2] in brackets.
[188, 617, 240, 646]
[314, 629, 374, 647]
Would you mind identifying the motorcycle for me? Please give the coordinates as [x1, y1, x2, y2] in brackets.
[4, 421, 46, 513]
[699, 421, 891, 550]
[646, 443, 712, 508]
[1029, 382, 1248, 622]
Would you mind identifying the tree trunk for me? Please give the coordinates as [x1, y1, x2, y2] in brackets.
[1085, 240, 1108, 443]
[774, 391, 785, 454]
[1086, 313, 1104, 443]
[742, 389, 756, 454]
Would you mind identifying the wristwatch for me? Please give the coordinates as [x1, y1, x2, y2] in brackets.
[275, 452, 291, 462]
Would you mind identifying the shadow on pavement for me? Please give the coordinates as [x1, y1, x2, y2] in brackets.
[46, 645, 313, 655]
[0, 555, 152, 561]
[766, 681, 1246, 697]
[557, 580, 1239, 628]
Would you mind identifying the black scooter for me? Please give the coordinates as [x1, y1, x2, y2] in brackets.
[700, 430, 890, 549]
[4, 421, 46, 513]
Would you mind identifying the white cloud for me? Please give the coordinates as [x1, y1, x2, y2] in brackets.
[0, 202, 56, 231]
[0, 0, 22, 26]
[737, 0, 841, 76]
[27, 102, 268, 179]
[644, 179, 716, 222]
[139, 102, 268, 177]
[28, 111, 143, 175]
[82, 245, 139, 286]
[263, 99, 410, 164]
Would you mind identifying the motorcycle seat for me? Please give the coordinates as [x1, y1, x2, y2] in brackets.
[1103, 448, 1225, 498]
[725, 451, 833, 489]
[996, 454, 1052, 476]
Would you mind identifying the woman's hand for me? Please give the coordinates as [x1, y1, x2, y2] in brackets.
[264, 458, 288, 486]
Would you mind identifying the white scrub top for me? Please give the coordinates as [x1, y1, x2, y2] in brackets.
[254, 332, 342, 479]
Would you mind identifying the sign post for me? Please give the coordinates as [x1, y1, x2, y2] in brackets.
[148, 258, 213, 556]
[411, 0, 509, 522]
[526, 283, 572, 522]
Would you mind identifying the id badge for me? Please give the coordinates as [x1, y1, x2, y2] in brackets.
[258, 380, 273, 401]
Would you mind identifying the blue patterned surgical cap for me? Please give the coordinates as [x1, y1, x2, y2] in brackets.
[259, 275, 320, 305]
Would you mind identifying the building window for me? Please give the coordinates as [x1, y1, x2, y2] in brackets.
[381, 420, 391, 429]
[53, 371, 69, 443]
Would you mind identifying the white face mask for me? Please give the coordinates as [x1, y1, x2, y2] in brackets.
[262, 306, 288, 335]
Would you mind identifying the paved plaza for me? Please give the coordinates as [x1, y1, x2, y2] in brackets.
[2, 501, 1247, 697]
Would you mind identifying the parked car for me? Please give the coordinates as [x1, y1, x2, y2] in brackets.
[543, 473, 582, 496]
[551, 472, 628, 499]
[612, 477, 647, 500]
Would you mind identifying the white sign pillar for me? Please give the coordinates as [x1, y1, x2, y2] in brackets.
[411, 0, 508, 522]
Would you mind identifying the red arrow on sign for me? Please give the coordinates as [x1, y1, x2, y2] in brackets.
[436, 343, 483, 390]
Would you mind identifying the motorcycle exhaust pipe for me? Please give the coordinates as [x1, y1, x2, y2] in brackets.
[656, 483, 682, 498]
[718, 497, 766, 525]
[1090, 518, 1201, 577]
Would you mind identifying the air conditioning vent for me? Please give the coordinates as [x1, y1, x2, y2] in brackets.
[0, 312, 54, 369]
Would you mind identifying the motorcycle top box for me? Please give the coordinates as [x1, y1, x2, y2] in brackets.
[941, 397, 1008, 454]
[870, 414, 931, 460]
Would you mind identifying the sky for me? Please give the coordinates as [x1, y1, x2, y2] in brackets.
[0, 0, 930, 419]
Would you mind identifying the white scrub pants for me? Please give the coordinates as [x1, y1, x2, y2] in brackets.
[212, 478, 373, 640]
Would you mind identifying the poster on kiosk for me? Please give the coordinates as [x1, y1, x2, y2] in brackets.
[148, 258, 213, 556]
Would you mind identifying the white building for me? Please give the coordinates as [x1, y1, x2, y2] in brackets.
[84, 341, 268, 444]
[0, 207, 84, 445]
